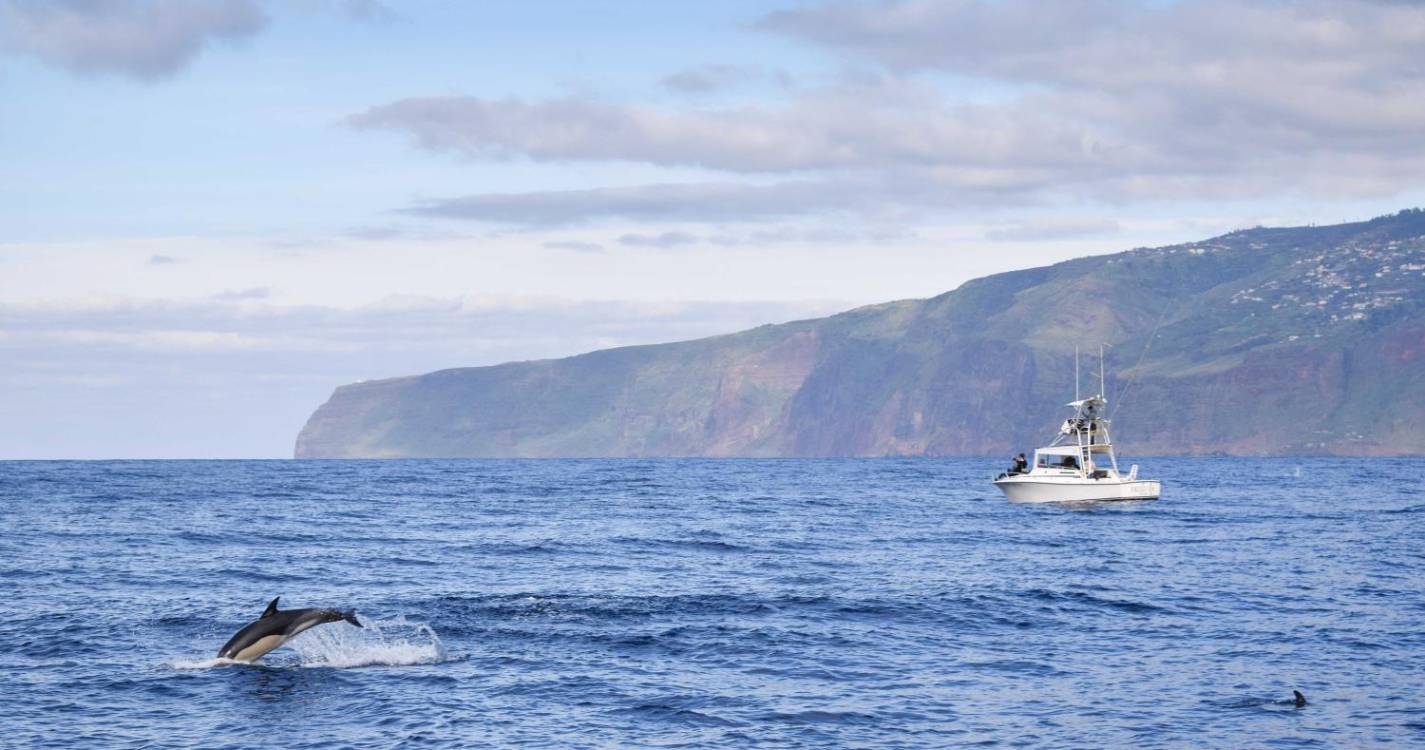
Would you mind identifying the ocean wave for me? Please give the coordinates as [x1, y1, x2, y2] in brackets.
[612, 702, 744, 728]
[610, 536, 755, 553]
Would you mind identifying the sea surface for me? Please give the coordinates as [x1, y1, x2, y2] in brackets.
[2, 458, 1423, 749]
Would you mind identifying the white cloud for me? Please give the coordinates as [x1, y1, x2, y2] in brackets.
[212, 286, 271, 301]
[348, 83, 1107, 176]
[758, 0, 1425, 160]
[985, 217, 1120, 243]
[403, 180, 870, 226]
[617, 231, 698, 248]
[542, 239, 605, 253]
[0, 327, 289, 352]
[660, 64, 757, 94]
[9, 228, 1085, 310]
[350, 1, 1425, 225]
[0, 295, 851, 358]
[0, 0, 267, 80]
[708, 225, 918, 246]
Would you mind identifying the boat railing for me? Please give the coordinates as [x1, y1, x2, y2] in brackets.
[1127, 464, 1138, 480]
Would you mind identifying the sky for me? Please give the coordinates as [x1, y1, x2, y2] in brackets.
[3, 0, 1424, 458]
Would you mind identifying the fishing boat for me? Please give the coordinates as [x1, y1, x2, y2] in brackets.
[993, 348, 1160, 503]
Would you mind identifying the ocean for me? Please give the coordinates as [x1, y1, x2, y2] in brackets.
[2, 457, 1422, 748]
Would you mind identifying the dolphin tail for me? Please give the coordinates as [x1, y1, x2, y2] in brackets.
[342, 609, 363, 628]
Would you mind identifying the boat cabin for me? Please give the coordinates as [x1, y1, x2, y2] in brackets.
[1032, 445, 1116, 479]
[1021, 394, 1124, 480]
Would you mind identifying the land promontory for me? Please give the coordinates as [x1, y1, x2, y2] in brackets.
[297, 211, 1425, 457]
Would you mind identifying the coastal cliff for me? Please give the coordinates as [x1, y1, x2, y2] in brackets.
[296, 211, 1425, 457]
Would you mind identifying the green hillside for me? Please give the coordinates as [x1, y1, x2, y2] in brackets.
[296, 210, 1425, 457]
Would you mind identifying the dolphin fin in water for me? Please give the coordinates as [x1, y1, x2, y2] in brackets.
[341, 609, 363, 628]
[1293, 690, 1306, 708]
[262, 597, 280, 618]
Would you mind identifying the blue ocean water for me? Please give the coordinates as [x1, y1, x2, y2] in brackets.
[2, 458, 1423, 749]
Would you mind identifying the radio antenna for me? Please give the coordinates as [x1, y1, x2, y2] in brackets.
[1099, 343, 1106, 399]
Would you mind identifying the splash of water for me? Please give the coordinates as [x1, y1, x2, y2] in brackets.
[169, 616, 449, 670]
[287, 615, 450, 668]
[171, 657, 240, 670]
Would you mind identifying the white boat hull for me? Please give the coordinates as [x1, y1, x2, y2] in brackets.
[993, 476, 1160, 503]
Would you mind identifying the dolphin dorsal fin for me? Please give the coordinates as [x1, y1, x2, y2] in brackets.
[261, 597, 280, 618]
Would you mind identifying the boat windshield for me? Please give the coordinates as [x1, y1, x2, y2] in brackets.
[1037, 454, 1080, 470]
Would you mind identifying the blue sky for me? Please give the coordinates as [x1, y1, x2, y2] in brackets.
[3, 0, 1424, 458]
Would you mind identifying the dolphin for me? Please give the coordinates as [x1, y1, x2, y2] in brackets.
[217, 597, 362, 663]
[1293, 690, 1307, 708]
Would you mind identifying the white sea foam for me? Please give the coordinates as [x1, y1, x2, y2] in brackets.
[168, 615, 450, 670]
[170, 657, 241, 670]
[287, 615, 450, 668]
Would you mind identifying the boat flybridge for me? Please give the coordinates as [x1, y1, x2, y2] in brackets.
[993, 348, 1160, 503]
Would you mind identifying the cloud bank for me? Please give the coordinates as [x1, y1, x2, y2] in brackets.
[0, 0, 267, 80]
[403, 180, 870, 226]
[352, 0, 1425, 226]
[985, 217, 1120, 243]
[618, 231, 698, 249]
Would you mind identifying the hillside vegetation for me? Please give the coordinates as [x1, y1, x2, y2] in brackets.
[297, 210, 1425, 457]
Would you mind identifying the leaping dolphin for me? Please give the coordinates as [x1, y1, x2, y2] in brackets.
[217, 597, 362, 663]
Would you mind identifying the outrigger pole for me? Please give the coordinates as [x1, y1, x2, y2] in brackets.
[1075, 345, 1080, 401]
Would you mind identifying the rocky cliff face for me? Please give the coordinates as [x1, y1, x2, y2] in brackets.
[296, 210, 1425, 458]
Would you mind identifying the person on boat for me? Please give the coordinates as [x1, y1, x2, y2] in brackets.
[1009, 453, 1028, 475]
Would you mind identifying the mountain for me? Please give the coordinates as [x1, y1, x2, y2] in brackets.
[296, 210, 1425, 458]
